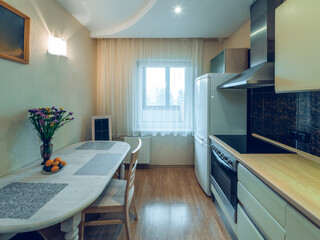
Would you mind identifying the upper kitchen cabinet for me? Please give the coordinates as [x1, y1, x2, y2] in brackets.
[275, 0, 320, 92]
[210, 48, 249, 73]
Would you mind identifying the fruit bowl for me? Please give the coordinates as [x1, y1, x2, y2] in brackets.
[42, 165, 65, 174]
[42, 157, 66, 174]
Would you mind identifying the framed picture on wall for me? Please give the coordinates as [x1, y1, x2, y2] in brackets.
[0, 1, 30, 64]
[92, 115, 112, 141]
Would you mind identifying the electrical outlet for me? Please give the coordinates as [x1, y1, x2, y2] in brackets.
[297, 132, 310, 143]
[291, 130, 310, 143]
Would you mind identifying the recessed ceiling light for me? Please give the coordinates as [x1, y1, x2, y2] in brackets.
[174, 6, 182, 14]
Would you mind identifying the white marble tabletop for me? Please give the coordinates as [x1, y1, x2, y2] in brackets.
[0, 141, 130, 238]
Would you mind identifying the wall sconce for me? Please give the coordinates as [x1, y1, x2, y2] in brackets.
[48, 36, 67, 56]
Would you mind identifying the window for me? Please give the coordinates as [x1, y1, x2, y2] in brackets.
[135, 60, 193, 135]
[143, 67, 185, 109]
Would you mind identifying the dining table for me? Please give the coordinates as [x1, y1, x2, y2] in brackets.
[0, 141, 130, 240]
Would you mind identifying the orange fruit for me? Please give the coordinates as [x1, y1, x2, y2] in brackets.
[52, 161, 59, 166]
[51, 166, 59, 172]
[45, 159, 54, 167]
[61, 161, 66, 166]
[54, 157, 62, 163]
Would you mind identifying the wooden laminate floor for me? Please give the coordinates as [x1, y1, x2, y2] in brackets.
[84, 167, 231, 240]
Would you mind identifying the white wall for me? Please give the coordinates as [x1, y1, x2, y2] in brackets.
[0, 0, 96, 177]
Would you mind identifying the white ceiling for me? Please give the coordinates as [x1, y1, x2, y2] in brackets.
[56, 0, 253, 39]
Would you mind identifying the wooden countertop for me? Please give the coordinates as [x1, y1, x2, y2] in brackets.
[209, 134, 320, 228]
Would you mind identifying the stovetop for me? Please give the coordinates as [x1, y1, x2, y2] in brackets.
[214, 135, 294, 154]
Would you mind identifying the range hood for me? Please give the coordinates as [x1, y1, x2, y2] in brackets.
[218, 0, 283, 89]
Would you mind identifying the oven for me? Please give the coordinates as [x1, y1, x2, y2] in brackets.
[210, 141, 238, 223]
[210, 134, 294, 227]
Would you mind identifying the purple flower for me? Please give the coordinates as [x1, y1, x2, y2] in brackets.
[51, 106, 57, 110]
[69, 112, 73, 115]
[70, 117, 74, 120]
[53, 120, 58, 123]
[35, 111, 41, 115]
[39, 119, 45, 125]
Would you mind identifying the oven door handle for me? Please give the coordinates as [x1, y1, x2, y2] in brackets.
[212, 151, 236, 173]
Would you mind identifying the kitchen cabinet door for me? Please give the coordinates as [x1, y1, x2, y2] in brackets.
[275, 0, 320, 92]
[210, 49, 248, 73]
[237, 204, 264, 240]
[286, 205, 320, 240]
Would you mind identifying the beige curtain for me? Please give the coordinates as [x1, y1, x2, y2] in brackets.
[96, 38, 203, 136]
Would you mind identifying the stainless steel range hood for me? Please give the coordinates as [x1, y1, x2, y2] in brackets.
[218, 0, 283, 89]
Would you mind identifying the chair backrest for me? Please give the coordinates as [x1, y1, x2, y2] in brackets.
[125, 139, 141, 207]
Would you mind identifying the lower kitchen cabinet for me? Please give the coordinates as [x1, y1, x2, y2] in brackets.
[238, 164, 286, 240]
[286, 205, 320, 240]
[237, 204, 264, 240]
[237, 163, 320, 240]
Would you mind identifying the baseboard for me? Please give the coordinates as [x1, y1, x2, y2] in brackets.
[124, 164, 194, 169]
[150, 165, 194, 168]
[124, 164, 150, 169]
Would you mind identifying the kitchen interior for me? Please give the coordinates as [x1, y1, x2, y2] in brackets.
[0, 0, 319, 240]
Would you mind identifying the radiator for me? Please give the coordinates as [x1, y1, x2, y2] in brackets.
[124, 136, 151, 164]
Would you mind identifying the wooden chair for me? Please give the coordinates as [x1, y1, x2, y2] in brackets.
[79, 139, 141, 240]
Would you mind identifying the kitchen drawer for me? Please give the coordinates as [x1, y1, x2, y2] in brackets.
[237, 204, 264, 240]
[286, 205, 320, 240]
[238, 182, 285, 240]
[238, 163, 287, 228]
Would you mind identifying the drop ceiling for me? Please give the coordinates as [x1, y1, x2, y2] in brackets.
[56, 0, 253, 39]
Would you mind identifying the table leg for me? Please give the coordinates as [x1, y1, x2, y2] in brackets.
[120, 161, 125, 179]
[61, 212, 81, 240]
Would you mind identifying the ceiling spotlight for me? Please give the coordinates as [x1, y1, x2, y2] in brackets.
[174, 6, 182, 14]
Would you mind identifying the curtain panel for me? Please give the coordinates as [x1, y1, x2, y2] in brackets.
[96, 38, 203, 136]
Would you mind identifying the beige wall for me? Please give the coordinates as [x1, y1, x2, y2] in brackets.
[202, 39, 224, 73]
[0, 0, 96, 177]
[223, 20, 250, 49]
[150, 136, 194, 165]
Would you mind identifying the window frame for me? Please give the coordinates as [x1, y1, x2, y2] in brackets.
[139, 60, 189, 111]
[142, 66, 183, 110]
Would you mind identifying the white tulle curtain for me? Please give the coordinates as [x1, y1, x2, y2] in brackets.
[96, 38, 203, 136]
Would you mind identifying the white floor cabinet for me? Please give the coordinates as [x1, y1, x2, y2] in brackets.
[286, 205, 320, 240]
[237, 163, 320, 240]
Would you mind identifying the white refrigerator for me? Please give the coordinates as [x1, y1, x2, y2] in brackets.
[194, 73, 247, 196]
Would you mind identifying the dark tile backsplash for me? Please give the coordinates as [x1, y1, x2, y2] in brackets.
[247, 87, 320, 157]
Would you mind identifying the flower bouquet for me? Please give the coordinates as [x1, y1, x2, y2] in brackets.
[28, 107, 74, 165]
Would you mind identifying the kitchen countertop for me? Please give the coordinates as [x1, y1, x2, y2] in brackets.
[209, 133, 320, 228]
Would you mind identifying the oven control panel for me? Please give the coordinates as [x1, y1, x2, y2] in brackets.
[211, 142, 237, 170]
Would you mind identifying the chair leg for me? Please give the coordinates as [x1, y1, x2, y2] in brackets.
[124, 207, 132, 240]
[79, 212, 85, 240]
[132, 196, 138, 221]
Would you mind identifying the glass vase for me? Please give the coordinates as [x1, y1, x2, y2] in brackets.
[40, 140, 53, 165]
